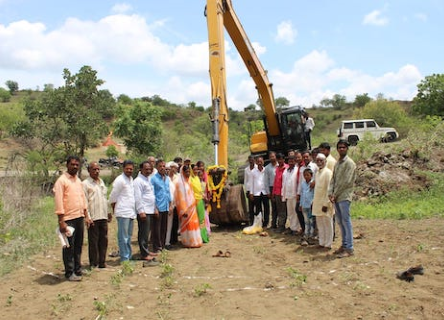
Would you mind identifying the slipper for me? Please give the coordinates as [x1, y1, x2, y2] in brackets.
[407, 265, 424, 275]
[397, 270, 414, 282]
[108, 250, 119, 258]
[212, 250, 224, 257]
[142, 256, 156, 261]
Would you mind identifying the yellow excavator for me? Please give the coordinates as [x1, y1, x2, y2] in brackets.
[205, 0, 307, 225]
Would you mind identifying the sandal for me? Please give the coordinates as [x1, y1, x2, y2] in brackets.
[212, 250, 224, 257]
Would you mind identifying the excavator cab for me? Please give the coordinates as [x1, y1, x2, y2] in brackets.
[279, 106, 307, 153]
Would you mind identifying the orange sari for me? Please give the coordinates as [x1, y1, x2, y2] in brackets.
[174, 171, 202, 248]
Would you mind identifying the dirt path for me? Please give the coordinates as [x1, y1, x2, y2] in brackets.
[1, 218, 444, 320]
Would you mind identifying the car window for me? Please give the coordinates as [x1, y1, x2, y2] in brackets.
[344, 123, 353, 129]
[366, 121, 376, 128]
[356, 122, 364, 129]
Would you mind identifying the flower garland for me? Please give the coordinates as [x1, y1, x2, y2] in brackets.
[207, 165, 227, 210]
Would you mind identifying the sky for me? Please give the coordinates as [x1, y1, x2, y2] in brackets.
[0, 0, 443, 111]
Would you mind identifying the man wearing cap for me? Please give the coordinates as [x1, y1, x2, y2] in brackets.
[319, 142, 336, 172]
[312, 153, 334, 250]
[329, 139, 357, 258]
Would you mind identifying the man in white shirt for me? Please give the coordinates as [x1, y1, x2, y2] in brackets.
[109, 160, 136, 262]
[247, 157, 270, 228]
[244, 155, 257, 225]
[134, 161, 158, 266]
[304, 113, 315, 150]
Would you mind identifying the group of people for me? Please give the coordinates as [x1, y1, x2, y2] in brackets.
[54, 136, 355, 282]
[244, 139, 356, 258]
[54, 156, 211, 281]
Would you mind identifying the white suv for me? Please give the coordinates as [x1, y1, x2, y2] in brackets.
[337, 119, 399, 145]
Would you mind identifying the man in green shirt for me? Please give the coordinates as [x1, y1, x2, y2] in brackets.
[328, 139, 356, 258]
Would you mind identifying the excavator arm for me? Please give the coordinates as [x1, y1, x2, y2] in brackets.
[204, 0, 306, 225]
[206, 0, 281, 168]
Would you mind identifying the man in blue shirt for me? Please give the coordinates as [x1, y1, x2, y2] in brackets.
[150, 159, 172, 253]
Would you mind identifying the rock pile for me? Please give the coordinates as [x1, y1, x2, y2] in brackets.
[354, 150, 434, 200]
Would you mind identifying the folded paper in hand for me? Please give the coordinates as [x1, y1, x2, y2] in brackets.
[55, 226, 75, 248]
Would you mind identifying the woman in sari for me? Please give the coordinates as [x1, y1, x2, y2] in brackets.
[196, 160, 212, 236]
[191, 164, 210, 243]
[174, 165, 202, 248]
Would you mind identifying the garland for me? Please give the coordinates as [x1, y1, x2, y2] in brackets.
[207, 165, 227, 210]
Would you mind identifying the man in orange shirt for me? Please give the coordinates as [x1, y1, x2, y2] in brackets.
[54, 156, 90, 281]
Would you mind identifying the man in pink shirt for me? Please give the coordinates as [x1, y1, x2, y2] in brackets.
[54, 156, 89, 281]
[272, 153, 288, 233]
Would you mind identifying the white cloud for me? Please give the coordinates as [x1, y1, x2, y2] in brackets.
[0, 11, 423, 111]
[363, 10, 389, 26]
[267, 50, 421, 109]
[251, 41, 266, 56]
[111, 3, 133, 14]
[274, 20, 297, 45]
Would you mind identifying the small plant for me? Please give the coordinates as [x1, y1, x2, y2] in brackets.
[194, 283, 212, 297]
[6, 295, 12, 306]
[94, 294, 118, 318]
[51, 293, 73, 316]
[160, 263, 174, 278]
[253, 246, 265, 254]
[94, 300, 108, 316]
[110, 272, 123, 288]
[159, 249, 169, 263]
[286, 267, 307, 287]
[57, 293, 72, 302]
[110, 261, 134, 288]
[352, 281, 370, 291]
[157, 293, 172, 306]
[121, 260, 135, 276]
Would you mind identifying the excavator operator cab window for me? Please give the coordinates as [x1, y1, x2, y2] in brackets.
[282, 113, 304, 140]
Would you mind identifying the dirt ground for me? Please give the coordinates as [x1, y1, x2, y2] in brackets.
[1, 218, 443, 320]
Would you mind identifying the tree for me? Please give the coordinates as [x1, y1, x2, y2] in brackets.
[11, 66, 113, 177]
[59, 66, 113, 159]
[354, 93, 372, 108]
[43, 83, 54, 91]
[320, 94, 347, 110]
[5, 80, 18, 94]
[412, 73, 444, 116]
[275, 96, 290, 112]
[331, 94, 347, 110]
[106, 145, 119, 158]
[353, 98, 411, 137]
[117, 94, 133, 105]
[0, 87, 11, 102]
[113, 101, 163, 156]
[244, 104, 256, 112]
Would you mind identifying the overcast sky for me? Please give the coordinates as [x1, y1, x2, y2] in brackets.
[1, 0, 443, 110]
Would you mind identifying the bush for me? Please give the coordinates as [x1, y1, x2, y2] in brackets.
[0, 88, 11, 102]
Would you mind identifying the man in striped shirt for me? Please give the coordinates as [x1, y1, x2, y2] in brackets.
[82, 162, 111, 269]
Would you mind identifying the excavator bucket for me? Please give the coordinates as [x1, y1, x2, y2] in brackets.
[207, 165, 248, 225]
[209, 184, 248, 225]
